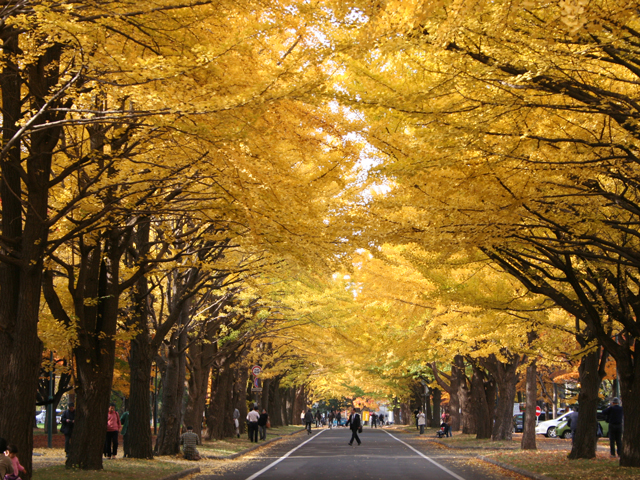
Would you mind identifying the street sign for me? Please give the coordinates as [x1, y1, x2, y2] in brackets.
[535, 406, 541, 417]
[251, 365, 262, 376]
[251, 387, 263, 392]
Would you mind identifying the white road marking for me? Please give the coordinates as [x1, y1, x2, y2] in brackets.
[244, 430, 326, 480]
[384, 431, 467, 480]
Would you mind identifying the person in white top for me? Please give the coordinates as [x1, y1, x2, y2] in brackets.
[247, 406, 261, 443]
[417, 410, 426, 435]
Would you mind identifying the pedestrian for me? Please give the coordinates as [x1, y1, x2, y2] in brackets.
[60, 402, 75, 458]
[379, 413, 384, 426]
[304, 409, 314, 434]
[179, 425, 201, 460]
[246, 406, 260, 443]
[233, 408, 241, 438]
[346, 408, 362, 446]
[3, 444, 26, 480]
[336, 411, 342, 427]
[371, 412, 377, 428]
[258, 408, 269, 441]
[603, 397, 623, 458]
[0, 439, 11, 478]
[417, 410, 426, 435]
[566, 406, 579, 446]
[414, 409, 420, 431]
[445, 412, 452, 437]
[328, 410, 335, 429]
[120, 407, 130, 458]
[315, 410, 322, 428]
[104, 403, 121, 459]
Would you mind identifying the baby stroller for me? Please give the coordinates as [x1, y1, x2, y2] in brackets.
[435, 423, 447, 438]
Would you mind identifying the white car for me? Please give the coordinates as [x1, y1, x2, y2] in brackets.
[534, 411, 572, 438]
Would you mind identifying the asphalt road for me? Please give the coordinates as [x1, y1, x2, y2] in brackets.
[197, 428, 509, 480]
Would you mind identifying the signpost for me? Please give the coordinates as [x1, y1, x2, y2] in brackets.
[535, 406, 541, 417]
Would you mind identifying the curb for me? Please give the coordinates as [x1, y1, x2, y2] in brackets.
[203, 428, 306, 460]
[478, 456, 556, 480]
[158, 466, 201, 480]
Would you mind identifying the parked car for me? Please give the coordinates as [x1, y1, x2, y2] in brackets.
[555, 411, 609, 439]
[513, 414, 524, 433]
[534, 411, 572, 437]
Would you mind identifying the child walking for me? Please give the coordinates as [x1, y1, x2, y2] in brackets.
[4, 444, 25, 480]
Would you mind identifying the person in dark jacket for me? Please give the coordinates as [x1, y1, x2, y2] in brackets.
[258, 409, 269, 441]
[566, 407, 579, 446]
[60, 403, 75, 458]
[603, 397, 623, 457]
[304, 409, 314, 434]
[346, 408, 362, 446]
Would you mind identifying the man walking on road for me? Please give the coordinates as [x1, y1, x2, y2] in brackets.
[304, 409, 314, 434]
[247, 406, 260, 443]
[346, 408, 362, 446]
[603, 397, 623, 457]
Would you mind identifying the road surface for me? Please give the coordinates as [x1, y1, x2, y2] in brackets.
[197, 427, 515, 480]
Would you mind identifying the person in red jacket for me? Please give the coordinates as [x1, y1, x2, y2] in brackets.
[104, 404, 122, 459]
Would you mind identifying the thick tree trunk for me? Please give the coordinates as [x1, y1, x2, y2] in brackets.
[456, 357, 475, 434]
[270, 379, 284, 427]
[619, 358, 640, 467]
[293, 385, 306, 425]
[284, 387, 294, 425]
[431, 388, 441, 428]
[262, 378, 271, 413]
[233, 363, 249, 436]
[430, 362, 461, 431]
[568, 350, 600, 460]
[400, 402, 411, 425]
[521, 360, 537, 450]
[184, 338, 214, 435]
[485, 354, 520, 441]
[0, 39, 62, 479]
[155, 319, 188, 456]
[128, 334, 154, 459]
[471, 365, 492, 439]
[68, 241, 122, 469]
[206, 364, 234, 440]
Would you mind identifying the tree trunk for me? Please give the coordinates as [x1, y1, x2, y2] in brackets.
[430, 362, 461, 431]
[293, 385, 306, 425]
[127, 333, 154, 459]
[456, 356, 475, 434]
[471, 364, 492, 439]
[0, 39, 62, 479]
[206, 364, 234, 440]
[619, 363, 640, 466]
[521, 359, 537, 450]
[568, 349, 600, 460]
[431, 388, 441, 428]
[232, 362, 249, 436]
[262, 378, 271, 413]
[68, 239, 122, 469]
[155, 319, 188, 456]
[485, 354, 521, 441]
[400, 402, 411, 425]
[184, 338, 214, 435]
[270, 379, 284, 427]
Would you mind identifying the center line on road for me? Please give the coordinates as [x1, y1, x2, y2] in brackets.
[244, 430, 325, 480]
[384, 431, 467, 480]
